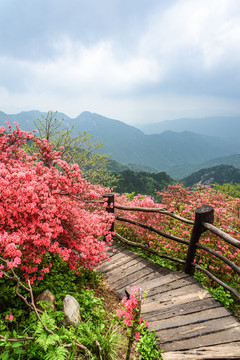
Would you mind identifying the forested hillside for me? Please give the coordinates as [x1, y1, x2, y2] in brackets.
[107, 159, 158, 173]
[114, 170, 175, 196]
[182, 165, 240, 187]
[167, 154, 240, 179]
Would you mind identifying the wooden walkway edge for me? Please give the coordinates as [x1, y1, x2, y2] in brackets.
[97, 243, 240, 360]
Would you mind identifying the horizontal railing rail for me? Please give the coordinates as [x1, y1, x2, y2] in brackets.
[104, 194, 240, 302]
[116, 216, 190, 246]
[115, 204, 194, 224]
[202, 222, 240, 249]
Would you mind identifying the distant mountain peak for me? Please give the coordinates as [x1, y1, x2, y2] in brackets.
[138, 116, 240, 140]
[78, 111, 93, 118]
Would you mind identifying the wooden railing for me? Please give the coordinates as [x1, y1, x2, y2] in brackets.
[104, 194, 240, 302]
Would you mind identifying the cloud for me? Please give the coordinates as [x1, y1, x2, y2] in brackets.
[139, 0, 240, 92]
[0, 0, 240, 123]
[0, 38, 159, 96]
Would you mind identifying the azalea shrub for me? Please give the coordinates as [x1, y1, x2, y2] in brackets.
[115, 193, 166, 244]
[115, 184, 240, 289]
[0, 123, 114, 283]
[116, 286, 153, 360]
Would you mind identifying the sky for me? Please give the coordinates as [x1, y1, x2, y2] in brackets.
[1, 0, 240, 125]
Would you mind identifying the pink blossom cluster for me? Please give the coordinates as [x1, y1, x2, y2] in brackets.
[116, 286, 148, 341]
[0, 124, 114, 282]
[115, 193, 166, 244]
[5, 314, 14, 322]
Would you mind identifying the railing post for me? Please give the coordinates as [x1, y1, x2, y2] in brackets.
[184, 205, 214, 275]
[103, 193, 115, 232]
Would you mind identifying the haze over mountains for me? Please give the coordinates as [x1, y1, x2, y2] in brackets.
[1, 110, 240, 180]
[137, 116, 240, 140]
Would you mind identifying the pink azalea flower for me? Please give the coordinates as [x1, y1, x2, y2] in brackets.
[135, 331, 140, 340]
[5, 314, 14, 322]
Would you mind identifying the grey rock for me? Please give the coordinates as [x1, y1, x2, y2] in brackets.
[63, 295, 81, 327]
[36, 290, 56, 312]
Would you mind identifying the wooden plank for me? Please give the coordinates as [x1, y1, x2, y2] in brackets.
[98, 258, 131, 274]
[104, 257, 143, 277]
[122, 270, 167, 297]
[142, 289, 211, 314]
[108, 244, 179, 277]
[132, 272, 190, 292]
[103, 259, 148, 282]
[144, 275, 199, 297]
[109, 262, 150, 283]
[138, 259, 173, 273]
[98, 250, 131, 268]
[103, 265, 149, 287]
[98, 252, 139, 273]
[142, 287, 211, 310]
[162, 342, 240, 359]
[142, 297, 222, 321]
[158, 316, 240, 344]
[105, 255, 165, 285]
[112, 266, 153, 289]
[128, 270, 167, 288]
[105, 244, 124, 257]
[148, 306, 232, 332]
[99, 245, 175, 281]
[102, 247, 135, 263]
[124, 271, 182, 296]
[112, 266, 156, 294]
[145, 283, 207, 304]
[162, 325, 240, 351]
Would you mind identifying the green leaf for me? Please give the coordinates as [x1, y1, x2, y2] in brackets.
[1, 352, 10, 360]
[11, 342, 23, 348]
[44, 345, 69, 360]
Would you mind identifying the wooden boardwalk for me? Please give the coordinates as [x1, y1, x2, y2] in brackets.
[97, 243, 240, 359]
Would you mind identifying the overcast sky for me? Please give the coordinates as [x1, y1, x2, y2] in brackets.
[1, 0, 240, 124]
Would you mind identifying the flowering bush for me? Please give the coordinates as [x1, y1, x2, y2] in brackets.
[0, 123, 114, 282]
[157, 184, 240, 279]
[115, 185, 240, 285]
[115, 193, 166, 245]
[116, 286, 147, 329]
[116, 286, 149, 359]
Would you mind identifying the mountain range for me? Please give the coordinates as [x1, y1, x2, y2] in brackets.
[1, 110, 240, 179]
[137, 116, 240, 140]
